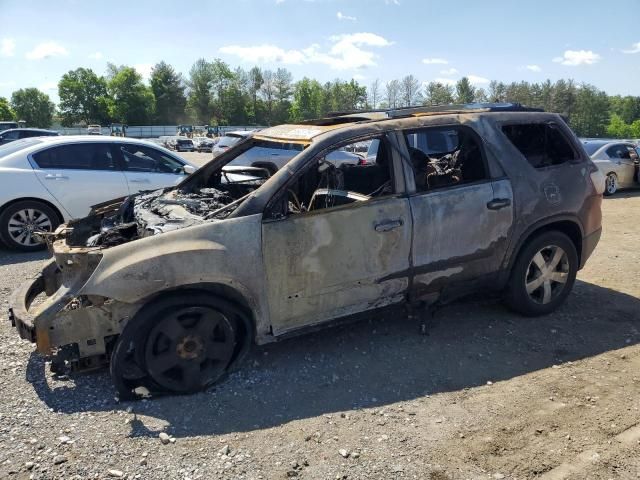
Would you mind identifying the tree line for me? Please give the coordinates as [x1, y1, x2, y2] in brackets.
[1, 58, 639, 139]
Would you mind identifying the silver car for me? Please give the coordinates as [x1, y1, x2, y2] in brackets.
[583, 140, 639, 195]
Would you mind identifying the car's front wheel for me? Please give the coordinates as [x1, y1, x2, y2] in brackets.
[110, 293, 246, 398]
[604, 172, 618, 196]
[504, 231, 578, 316]
[0, 200, 60, 251]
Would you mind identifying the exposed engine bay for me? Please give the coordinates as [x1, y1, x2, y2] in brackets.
[63, 166, 269, 248]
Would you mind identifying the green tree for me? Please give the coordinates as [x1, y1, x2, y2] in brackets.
[455, 77, 475, 103]
[57, 67, 110, 126]
[606, 114, 633, 138]
[0, 97, 14, 120]
[150, 61, 186, 125]
[186, 59, 214, 123]
[399, 74, 421, 107]
[289, 78, 323, 121]
[247, 66, 263, 123]
[10, 88, 55, 128]
[107, 67, 155, 124]
[423, 82, 454, 105]
[273, 68, 293, 123]
[571, 84, 609, 137]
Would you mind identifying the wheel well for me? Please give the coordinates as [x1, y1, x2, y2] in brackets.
[144, 283, 256, 362]
[0, 197, 65, 224]
[520, 220, 583, 265]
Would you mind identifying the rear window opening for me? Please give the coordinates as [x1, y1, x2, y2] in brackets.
[502, 123, 578, 168]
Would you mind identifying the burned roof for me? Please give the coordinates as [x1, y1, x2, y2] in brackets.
[253, 103, 545, 144]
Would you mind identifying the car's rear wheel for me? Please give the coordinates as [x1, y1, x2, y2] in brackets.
[504, 231, 578, 316]
[604, 172, 618, 196]
[110, 293, 244, 398]
[0, 200, 60, 251]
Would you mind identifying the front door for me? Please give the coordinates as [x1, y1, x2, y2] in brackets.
[116, 143, 189, 192]
[262, 135, 412, 335]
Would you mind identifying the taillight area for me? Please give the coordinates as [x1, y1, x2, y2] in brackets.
[588, 164, 606, 195]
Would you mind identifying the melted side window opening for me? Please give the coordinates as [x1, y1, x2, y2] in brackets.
[502, 123, 577, 168]
[269, 137, 394, 218]
[404, 127, 488, 192]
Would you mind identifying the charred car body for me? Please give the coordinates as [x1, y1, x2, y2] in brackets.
[9, 104, 604, 398]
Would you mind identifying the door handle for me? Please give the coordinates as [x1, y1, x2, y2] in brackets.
[129, 178, 150, 183]
[486, 198, 511, 210]
[44, 174, 69, 180]
[374, 219, 404, 232]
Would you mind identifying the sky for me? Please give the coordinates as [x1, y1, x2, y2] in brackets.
[1, 0, 639, 103]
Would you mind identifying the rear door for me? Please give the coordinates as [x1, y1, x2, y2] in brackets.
[402, 126, 514, 295]
[116, 143, 190, 192]
[30, 142, 130, 218]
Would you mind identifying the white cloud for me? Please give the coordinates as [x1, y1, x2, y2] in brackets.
[134, 63, 154, 81]
[220, 32, 392, 70]
[26, 41, 68, 60]
[337, 11, 357, 21]
[622, 41, 640, 54]
[1, 38, 16, 57]
[525, 64, 541, 72]
[88, 51, 103, 60]
[439, 68, 458, 75]
[219, 45, 307, 64]
[422, 57, 448, 65]
[385, 0, 400, 4]
[275, 0, 285, 3]
[352, 73, 366, 80]
[467, 75, 489, 85]
[431, 78, 457, 86]
[552, 50, 601, 66]
[39, 81, 57, 92]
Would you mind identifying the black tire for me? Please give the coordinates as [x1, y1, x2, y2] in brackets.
[504, 231, 578, 316]
[110, 292, 250, 399]
[0, 200, 60, 252]
[604, 172, 618, 196]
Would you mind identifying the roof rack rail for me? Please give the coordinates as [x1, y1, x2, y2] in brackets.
[327, 102, 544, 118]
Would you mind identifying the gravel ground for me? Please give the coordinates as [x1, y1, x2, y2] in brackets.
[1, 191, 639, 480]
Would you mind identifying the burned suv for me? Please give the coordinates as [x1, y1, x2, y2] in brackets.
[9, 104, 604, 399]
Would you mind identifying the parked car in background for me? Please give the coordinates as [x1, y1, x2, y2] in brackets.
[174, 138, 195, 152]
[226, 138, 365, 174]
[0, 128, 59, 145]
[0, 136, 197, 251]
[87, 125, 102, 135]
[582, 140, 639, 195]
[0, 121, 19, 132]
[193, 136, 215, 153]
[212, 131, 251, 156]
[9, 104, 603, 398]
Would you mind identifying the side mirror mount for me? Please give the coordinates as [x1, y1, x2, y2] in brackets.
[183, 164, 196, 175]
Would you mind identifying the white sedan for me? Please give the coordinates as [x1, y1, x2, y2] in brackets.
[583, 140, 639, 196]
[0, 136, 196, 251]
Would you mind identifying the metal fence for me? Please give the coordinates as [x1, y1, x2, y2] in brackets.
[56, 125, 264, 138]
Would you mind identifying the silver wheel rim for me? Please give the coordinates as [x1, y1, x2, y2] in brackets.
[525, 245, 570, 305]
[7, 208, 53, 246]
[606, 174, 617, 194]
